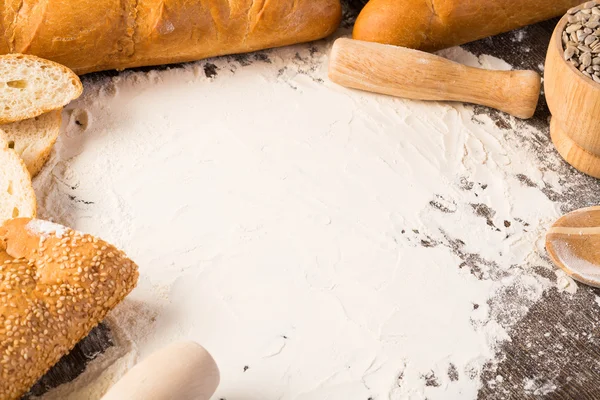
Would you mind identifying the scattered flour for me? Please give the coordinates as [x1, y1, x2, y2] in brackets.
[555, 269, 579, 294]
[512, 29, 527, 43]
[32, 35, 566, 399]
[26, 219, 68, 238]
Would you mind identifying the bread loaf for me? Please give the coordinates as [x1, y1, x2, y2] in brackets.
[353, 0, 582, 52]
[0, 0, 342, 75]
[0, 110, 62, 177]
[0, 218, 139, 400]
[0, 54, 81, 124]
[0, 136, 36, 226]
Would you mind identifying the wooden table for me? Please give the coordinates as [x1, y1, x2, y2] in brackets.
[24, 2, 600, 399]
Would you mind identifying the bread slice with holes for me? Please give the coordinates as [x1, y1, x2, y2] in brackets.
[0, 133, 36, 224]
[0, 110, 61, 177]
[0, 54, 82, 124]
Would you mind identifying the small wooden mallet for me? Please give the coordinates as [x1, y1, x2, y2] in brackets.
[328, 38, 541, 119]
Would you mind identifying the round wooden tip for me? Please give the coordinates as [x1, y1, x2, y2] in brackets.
[551, 117, 600, 179]
[507, 70, 541, 119]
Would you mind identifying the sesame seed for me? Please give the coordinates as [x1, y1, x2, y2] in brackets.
[0, 219, 138, 398]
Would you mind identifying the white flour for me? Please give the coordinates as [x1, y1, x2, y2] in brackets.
[26, 219, 68, 238]
[33, 36, 566, 399]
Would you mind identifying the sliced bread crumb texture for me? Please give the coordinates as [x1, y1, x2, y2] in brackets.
[0, 133, 36, 225]
[0, 54, 82, 124]
[0, 110, 61, 177]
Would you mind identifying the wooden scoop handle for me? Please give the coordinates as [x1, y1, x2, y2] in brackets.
[328, 38, 541, 119]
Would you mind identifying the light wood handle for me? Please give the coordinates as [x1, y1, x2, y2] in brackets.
[101, 341, 219, 400]
[329, 38, 541, 119]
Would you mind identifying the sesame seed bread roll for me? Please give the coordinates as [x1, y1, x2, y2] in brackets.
[0, 218, 139, 400]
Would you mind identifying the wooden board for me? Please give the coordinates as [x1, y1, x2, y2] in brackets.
[24, 1, 600, 399]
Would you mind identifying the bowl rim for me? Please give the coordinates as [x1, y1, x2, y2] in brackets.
[554, 1, 600, 90]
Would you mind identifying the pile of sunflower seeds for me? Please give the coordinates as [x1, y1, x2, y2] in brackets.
[563, 1, 600, 83]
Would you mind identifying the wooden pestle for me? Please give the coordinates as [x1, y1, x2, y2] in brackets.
[328, 38, 541, 119]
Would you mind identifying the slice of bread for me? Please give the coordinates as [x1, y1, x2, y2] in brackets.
[0, 110, 62, 177]
[0, 54, 82, 124]
[0, 133, 36, 224]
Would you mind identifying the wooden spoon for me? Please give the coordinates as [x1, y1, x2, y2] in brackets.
[328, 38, 541, 119]
[546, 206, 600, 288]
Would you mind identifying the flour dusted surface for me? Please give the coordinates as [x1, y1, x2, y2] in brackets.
[26, 219, 68, 239]
[31, 34, 578, 399]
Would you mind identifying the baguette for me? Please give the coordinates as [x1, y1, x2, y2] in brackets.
[353, 0, 582, 52]
[0, 110, 62, 177]
[0, 218, 139, 400]
[0, 136, 36, 225]
[0, 54, 81, 124]
[0, 0, 342, 75]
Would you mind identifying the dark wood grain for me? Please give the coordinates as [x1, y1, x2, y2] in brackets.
[22, 323, 114, 399]
[461, 17, 600, 400]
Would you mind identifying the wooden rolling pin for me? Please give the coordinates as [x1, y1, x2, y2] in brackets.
[101, 341, 220, 400]
[329, 38, 541, 119]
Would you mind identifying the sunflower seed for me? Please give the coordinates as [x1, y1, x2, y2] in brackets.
[578, 30, 590, 41]
[563, 4, 600, 82]
[585, 34, 597, 45]
[593, 74, 600, 83]
[564, 46, 577, 60]
[582, 52, 593, 67]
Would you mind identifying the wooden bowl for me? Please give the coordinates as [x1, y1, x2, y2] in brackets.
[545, 2, 600, 179]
